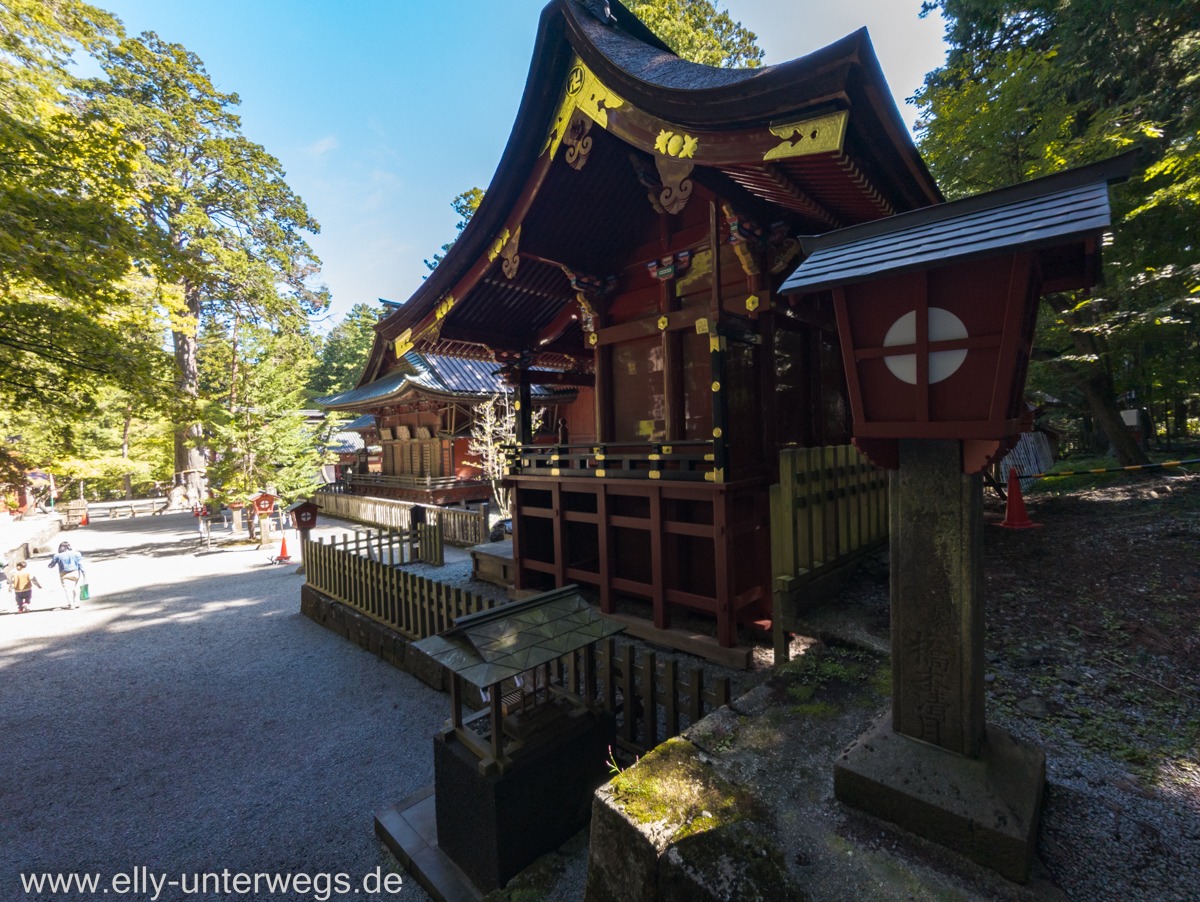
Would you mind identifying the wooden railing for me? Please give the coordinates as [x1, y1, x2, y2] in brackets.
[506, 440, 716, 482]
[474, 636, 732, 757]
[349, 473, 487, 491]
[312, 491, 489, 547]
[770, 444, 889, 602]
[303, 533, 473, 640]
[594, 638, 730, 755]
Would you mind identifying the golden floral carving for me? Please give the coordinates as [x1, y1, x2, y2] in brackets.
[487, 228, 510, 263]
[654, 129, 698, 159]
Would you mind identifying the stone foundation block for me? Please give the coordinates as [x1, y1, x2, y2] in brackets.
[834, 712, 1045, 883]
[584, 737, 802, 902]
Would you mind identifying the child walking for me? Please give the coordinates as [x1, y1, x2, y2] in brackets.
[11, 561, 41, 613]
[48, 541, 86, 609]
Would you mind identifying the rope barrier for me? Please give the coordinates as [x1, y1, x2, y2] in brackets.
[1019, 457, 1200, 479]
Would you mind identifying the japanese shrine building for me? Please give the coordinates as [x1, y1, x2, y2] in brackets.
[317, 350, 577, 505]
[341, 0, 943, 647]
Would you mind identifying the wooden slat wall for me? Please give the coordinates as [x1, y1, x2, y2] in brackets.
[770, 444, 889, 589]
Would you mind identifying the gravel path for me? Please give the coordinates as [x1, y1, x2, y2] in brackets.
[0, 513, 442, 902]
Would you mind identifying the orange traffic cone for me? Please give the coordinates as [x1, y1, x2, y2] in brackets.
[80, 511, 88, 526]
[998, 467, 1042, 529]
[277, 534, 291, 562]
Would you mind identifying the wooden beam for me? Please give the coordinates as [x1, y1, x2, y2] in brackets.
[594, 305, 706, 348]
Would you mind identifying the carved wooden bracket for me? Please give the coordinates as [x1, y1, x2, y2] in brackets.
[655, 156, 694, 215]
[500, 224, 521, 279]
[563, 113, 594, 171]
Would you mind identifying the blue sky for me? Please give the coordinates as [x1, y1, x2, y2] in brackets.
[93, 1, 950, 329]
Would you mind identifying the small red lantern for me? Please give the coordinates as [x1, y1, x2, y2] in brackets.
[287, 500, 319, 531]
[781, 154, 1134, 473]
[250, 491, 279, 516]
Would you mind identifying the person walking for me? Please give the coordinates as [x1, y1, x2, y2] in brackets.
[11, 561, 43, 612]
[11, 562, 41, 613]
[47, 541, 86, 609]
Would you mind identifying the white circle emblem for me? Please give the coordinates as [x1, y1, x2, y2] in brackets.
[881, 307, 969, 385]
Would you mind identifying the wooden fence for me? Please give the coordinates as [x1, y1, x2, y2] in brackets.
[770, 445, 889, 657]
[471, 640, 731, 758]
[305, 530, 733, 755]
[313, 491, 489, 547]
[303, 533, 472, 640]
[596, 638, 729, 755]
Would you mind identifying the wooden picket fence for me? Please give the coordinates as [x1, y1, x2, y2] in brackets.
[597, 638, 730, 755]
[303, 534, 484, 640]
[494, 636, 731, 757]
[313, 491, 489, 547]
[770, 444, 889, 600]
[305, 529, 734, 754]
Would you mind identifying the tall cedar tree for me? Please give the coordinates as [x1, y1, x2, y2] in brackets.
[914, 0, 1200, 463]
[0, 1, 163, 413]
[88, 34, 327, 503]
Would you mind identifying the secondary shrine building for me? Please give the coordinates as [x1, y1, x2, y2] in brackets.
[339, 0, 943, 648]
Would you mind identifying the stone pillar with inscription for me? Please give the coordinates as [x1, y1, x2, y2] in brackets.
[834, 439, 1046, 884]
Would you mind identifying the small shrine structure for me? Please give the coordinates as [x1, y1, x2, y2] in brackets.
[317, 350, 577, 505]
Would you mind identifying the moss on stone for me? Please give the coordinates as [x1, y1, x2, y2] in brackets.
[787, 684, 816, 703]
[609, 737, 756, 840]
[789, 702, 839, 718]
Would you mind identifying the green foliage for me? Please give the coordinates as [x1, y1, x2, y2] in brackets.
[0, 386, 175, 499]
[0, 0, 163, 415]
[424, 187, 484, 272]
[206, 326, 328, 505]
[913, 0, 1200, 463]
[310, 303, 385, 396]
[625, 0, 764, 69]
[0, 3, 330, 503]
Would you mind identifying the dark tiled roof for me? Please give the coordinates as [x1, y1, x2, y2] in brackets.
[411, 586, 624, 689]
[313, 369, 408, 409]
[315, 353, 568, 410]
[325, 431, 364, 455]
[342, 414, 376, 431]
[781, 154, 1136, 295]
[573, 3, 767, 91]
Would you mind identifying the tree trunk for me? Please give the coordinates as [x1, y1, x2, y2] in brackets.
[1175, 397, 1189, 439]
[173, 283, 208, 505]
[121, 403, 133, 500]
[229, 312, 240, 410]
[1044, 296, 1151, 467]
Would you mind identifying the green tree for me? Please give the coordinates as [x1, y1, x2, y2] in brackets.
[207, 326, 328, 506]
[88, 32, 328, 503]
[0, 0, 165, 414]
[424, 187, 484, 272]
[625, 0, 764, 69]
[913, 0, 1200, 463]
[310, 303, 385, 396]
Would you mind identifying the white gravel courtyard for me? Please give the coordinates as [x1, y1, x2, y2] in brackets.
[0, 513, 444, 901]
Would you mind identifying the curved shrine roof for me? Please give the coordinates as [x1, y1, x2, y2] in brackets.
[354, 0, 944, 389]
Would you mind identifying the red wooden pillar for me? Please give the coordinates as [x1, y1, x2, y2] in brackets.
[713, 487, 737, 647]
[552, 482, 566, 587]
[596, 484, 613, 613]
[649, 486, 667, 629]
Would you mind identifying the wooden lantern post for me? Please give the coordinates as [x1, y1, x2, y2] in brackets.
[250, 491, 280, 547]
[779, 154, 1134, 882]
[287, 500, 319, 573]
